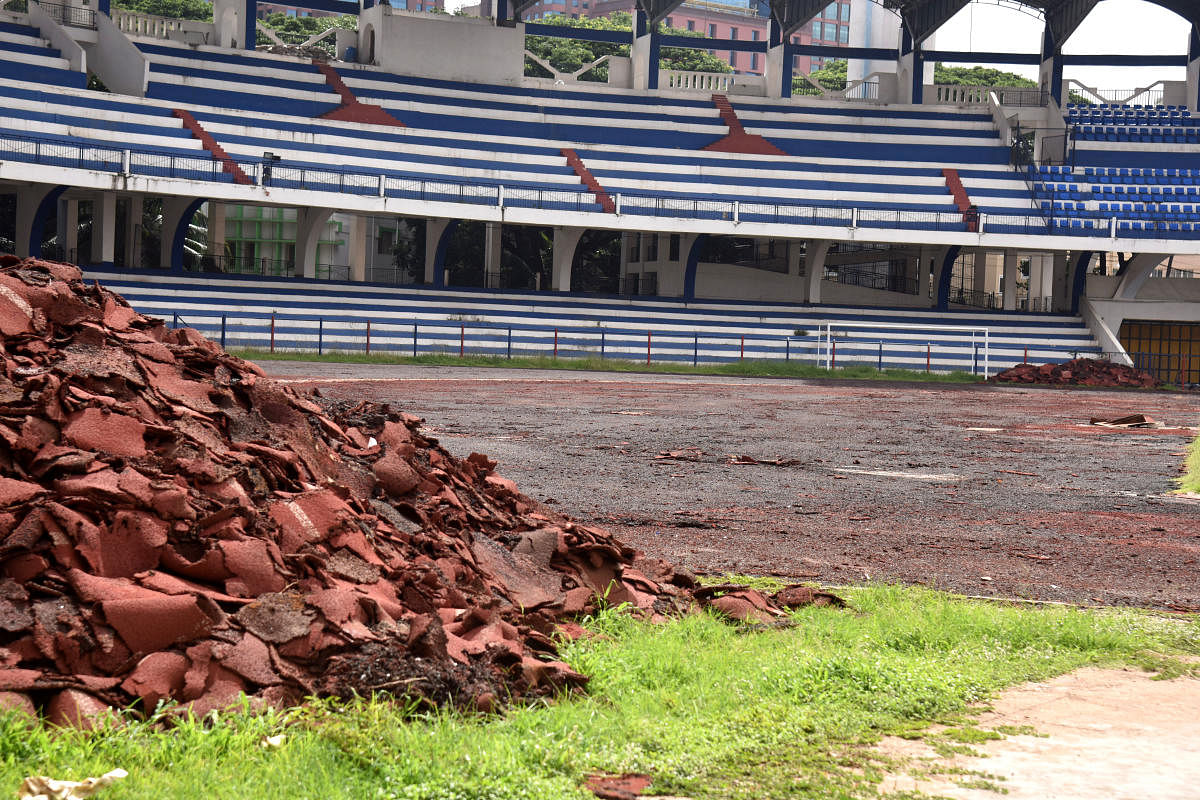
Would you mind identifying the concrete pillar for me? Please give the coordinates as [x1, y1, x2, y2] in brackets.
[1051, 251, 1070, 313]
[896, 26, 923, 104]
[160, 196, 202, 270]
[92, 192, 117, 268]
[207, 201, 225, 264]
[765, 18, 789, 99]
[59, 198, 79, 264]
[1189, 24, 1200, 112]
[1038, 23, 1063, 107]
[787, 239, 803, 277]
[804, 239, 831, 303]
[124, 196, 143, 268]
[551, 226, 584, 292]
[630, 9, 660, 91]
[483, 222, 502, 288]
[971, 249, 988, 295]
[424, 219, 455, 287]
[16, 185, 66, 259]
[348, 214, 367, 282]
[1002, 250, 1018, 311]
[1112, 253, 1169, 300]
[296, 207, 333, 279]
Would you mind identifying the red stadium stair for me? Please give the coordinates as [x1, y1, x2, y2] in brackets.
[172, 109, 253, 185]
[562, 148, 616, 213]
[702, 94, 787, 156]
[313, 61, 405, 127]
[942, 167, 979, 231]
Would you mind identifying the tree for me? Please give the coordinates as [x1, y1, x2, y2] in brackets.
[524, 12, 732, 81]
[112, 0, 212, 21]
[792, 58, 845, 95]
[932, 64, 1036, 88]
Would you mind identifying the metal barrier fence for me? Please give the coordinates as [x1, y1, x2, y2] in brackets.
[35, 0, 96, 28]
[0, 129, 1073, 240]
[167, 313, 1007, 376]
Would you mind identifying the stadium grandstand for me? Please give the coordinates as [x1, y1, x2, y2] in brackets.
[0, 0, 1197, 381]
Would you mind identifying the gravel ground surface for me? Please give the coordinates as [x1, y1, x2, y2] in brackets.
[265, 362, 1200, 611]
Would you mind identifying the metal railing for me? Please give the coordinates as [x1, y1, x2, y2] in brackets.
[825, 264, 920, 296]
[166, 312, 1001, 376]
[948, 287, 1002, 309]
[1066, 82, 1167, 108]
[1126, 351, 1198, 387]
[34, 0, 95, 29]
[0, 128, 1153, 242]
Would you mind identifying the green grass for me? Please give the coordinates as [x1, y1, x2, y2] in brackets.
[4, 585, 1196, 800]
[1180, 431, 1200, 494]
[230, 349, 985, 384]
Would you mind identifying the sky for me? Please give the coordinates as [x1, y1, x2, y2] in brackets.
[446, 0, 1191, 91]
[935, 0, 1189, 90]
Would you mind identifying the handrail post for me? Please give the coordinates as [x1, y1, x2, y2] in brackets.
[378, 174, 386, 197]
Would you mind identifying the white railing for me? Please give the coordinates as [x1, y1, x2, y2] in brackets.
[660, 70, 734, 93]
[934, 84, 1049, 107]
[1065, 80, 1168, 107]
[112, 9, 213, 43]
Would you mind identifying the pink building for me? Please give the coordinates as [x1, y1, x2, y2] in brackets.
[523, 0, 852, 75]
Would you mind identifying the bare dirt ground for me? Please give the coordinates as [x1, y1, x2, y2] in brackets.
[265, 363, 1200, 611]
[878, 668, 1200, 800]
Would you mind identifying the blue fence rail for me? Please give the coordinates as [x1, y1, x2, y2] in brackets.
[163, 313, 1079, 377]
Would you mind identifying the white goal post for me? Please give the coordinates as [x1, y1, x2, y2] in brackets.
[818, 321, 992, 377]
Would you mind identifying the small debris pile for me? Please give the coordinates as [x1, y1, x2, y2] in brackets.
[990, 358, 1161, 388]
[0, 257, 705, 721]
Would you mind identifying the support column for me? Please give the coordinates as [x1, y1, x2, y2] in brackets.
[934, 245, 962, 310]
[207, 201, 225, 267]
[296, 207, 334, 280]
[804, 239, 831, 304]
[160, 197, 205, 270]
[91, 192, 117, 268]
[424, 219, 456, 287]
[1038, 23, 1064, 108]
[1051, 251, 1070, 313]
[765, 18, 790, 99]
[551, 226, 584, 292]
[1002, 249, 1018, 311]
[1112, 252, 1168, 300]
[242, 0, 256, 51]
[58, 197, 79, 264]
[896, 26, 923, 105]
[1189, 24, 1200, 112]
[1069, 250, 1095, 315]
[125, 196, 143, 269]
[16, 185, 67, 259]
[971, 248, 988, 295]
[681, 233, 708, 301]
[630, 9, 660, 91]
[348, 215, 367, 282]
[483, 222, 502, 288]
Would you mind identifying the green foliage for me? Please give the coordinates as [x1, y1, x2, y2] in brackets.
[112, 0, 212, 21]
[933, 63, 1036, 88]
[523, 12, 731, 81]
[3, 587, 1196, 800]
[792, 58, 846, 96]
[256, 13, 357, 54]
[1179, 431, 1200, 493]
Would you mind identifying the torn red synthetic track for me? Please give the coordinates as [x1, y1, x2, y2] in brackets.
[0, 256, 710, 721]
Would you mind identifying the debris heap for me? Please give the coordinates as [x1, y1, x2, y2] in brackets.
[990, 358, 1162, 388]
[0, 257, 699, 722]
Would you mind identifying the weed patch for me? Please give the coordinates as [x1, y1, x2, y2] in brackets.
[3, 586, 1196, 800]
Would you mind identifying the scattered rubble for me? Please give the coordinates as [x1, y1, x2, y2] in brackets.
[990, 358, 1162, 388]
[0, 257, 722, 720]
[1089, 414, 1163, 429]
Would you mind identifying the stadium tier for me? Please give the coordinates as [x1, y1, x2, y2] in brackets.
[83, 268, 1104, 374]
[0, 19, 85, 89]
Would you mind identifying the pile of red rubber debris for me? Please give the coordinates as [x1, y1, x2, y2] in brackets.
[0, 257, 710, 723]
[990, 358, 1161, 388]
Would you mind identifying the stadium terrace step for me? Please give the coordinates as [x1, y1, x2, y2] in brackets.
[561, 148, 615, 213]
[703, 94, 788, 156]
[172, 109, 253, 185]
[313, 61, 404, 127]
